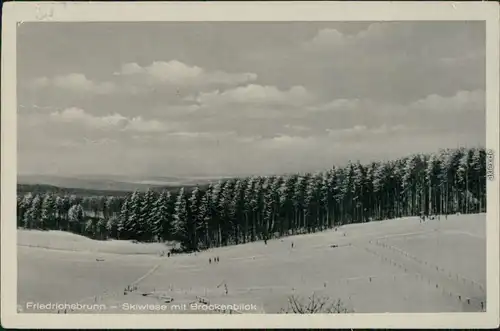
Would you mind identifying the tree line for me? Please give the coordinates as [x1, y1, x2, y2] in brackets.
[17, 147, 487, 252]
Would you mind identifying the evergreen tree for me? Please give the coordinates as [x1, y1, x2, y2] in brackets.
[20, 193, 34, 229]
[60, 195, 72, 230]
[244, 177, 257, 242]
[197, 193, 210, 249]
[352, 163, 367, 223]
[232, 178, 248, 244]
[127, 191, 142, 240]
[103, 196, 115, 220]
[254, 177, 267, 239]
[41, 193, 56, 230]
[363, 164, 376, 221]
[281, 175, 298, 234]
[471, 148, 486, 212]
[200, 184, 214, 248]
[173, 188, 190, 251]
[152, 190, 172, 242]
[293, 176, 306, 232]
[262, 176, 275, 240]
[140, 190, 156, 241]
[85, 218, 96, 238]
[118, 196, 130, 239]
[211, 181, 225, 246]
[68, 204, 84, 233]
[303, 174, 316, 232]
[269, 176, 284, 236]
[106, 215, 119, 239]
[426, 154, 442, 216]
[28, 194, 43, 229]
[188, 186, 203, 250]
[219, 179, 236, 246]
[55, 196, 65, 230]
[96, 217, 107, 240]
[17, 195, 24, 227]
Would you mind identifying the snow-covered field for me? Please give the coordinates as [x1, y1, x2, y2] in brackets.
[17, 214, 486, 314]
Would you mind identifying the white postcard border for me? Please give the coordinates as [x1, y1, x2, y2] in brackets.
[2, 1, 499, 328]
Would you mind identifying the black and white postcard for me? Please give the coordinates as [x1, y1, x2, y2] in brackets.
[1, 1, 499, 329]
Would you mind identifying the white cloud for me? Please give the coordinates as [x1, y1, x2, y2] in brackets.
[283, 124, 310, 132]
[115, 60, 258, 87]
[118, 63, 144, 75]
[28, 61, 257, 96]
[162, 104, 203, 116]
[31, 74, 118, 95]
[165, 130, 238, 141]
[49, 107, 172, 133]
[195, 84, 313, 107]
[409, 90, 484, 113]
[307, 28, 346, 48]
[175, 84, 316, 120]
[307, 98, 362, 113]
[267, 124, 409, 148]
[330, 124, 413, 139]
[306, 23, 389, 49]
[50, 108, 127, 128]
[126, 116, 172, 133]
[371, 124, 408, 134]
[303, 89, 484, 119]
[259, 124, 415, 158]
[31, 77, 50, 88]
[353, 22, 398, 43]
[130, 130, 264, 147]
[327, 125, 367, 136]
[265, 126, 361, 149]
[82, 138, 118, 146]
[264, 135, 315, 149]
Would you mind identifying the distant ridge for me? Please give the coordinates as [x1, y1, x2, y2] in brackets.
[16, 173, 244, 196]
[18, 174, 154, 192]
[17, 174, 228, 192]
[17, 183, 139, 197]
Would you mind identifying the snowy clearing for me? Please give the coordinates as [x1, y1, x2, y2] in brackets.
[18, 230, 173, 255]
[17, 213, 486, 314]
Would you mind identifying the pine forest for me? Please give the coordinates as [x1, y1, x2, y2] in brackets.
[17, 147, 487, 253]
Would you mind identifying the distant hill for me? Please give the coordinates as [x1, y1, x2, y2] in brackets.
[17, 174, 230, 192]
[17, 183, 218, 197]
[18, 174, 157, 192]
[16, 174, 231, 197]
[17, 184, 135, 197]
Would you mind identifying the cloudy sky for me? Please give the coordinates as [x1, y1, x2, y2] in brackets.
[17, 21, 485, 177]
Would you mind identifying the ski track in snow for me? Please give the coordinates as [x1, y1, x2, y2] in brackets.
[17, 213, 486, 314]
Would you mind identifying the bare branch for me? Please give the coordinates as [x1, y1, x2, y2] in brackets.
[281, 294, 353, 314]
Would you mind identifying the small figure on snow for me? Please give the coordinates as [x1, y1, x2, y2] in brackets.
[209, 258, 212, 264]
